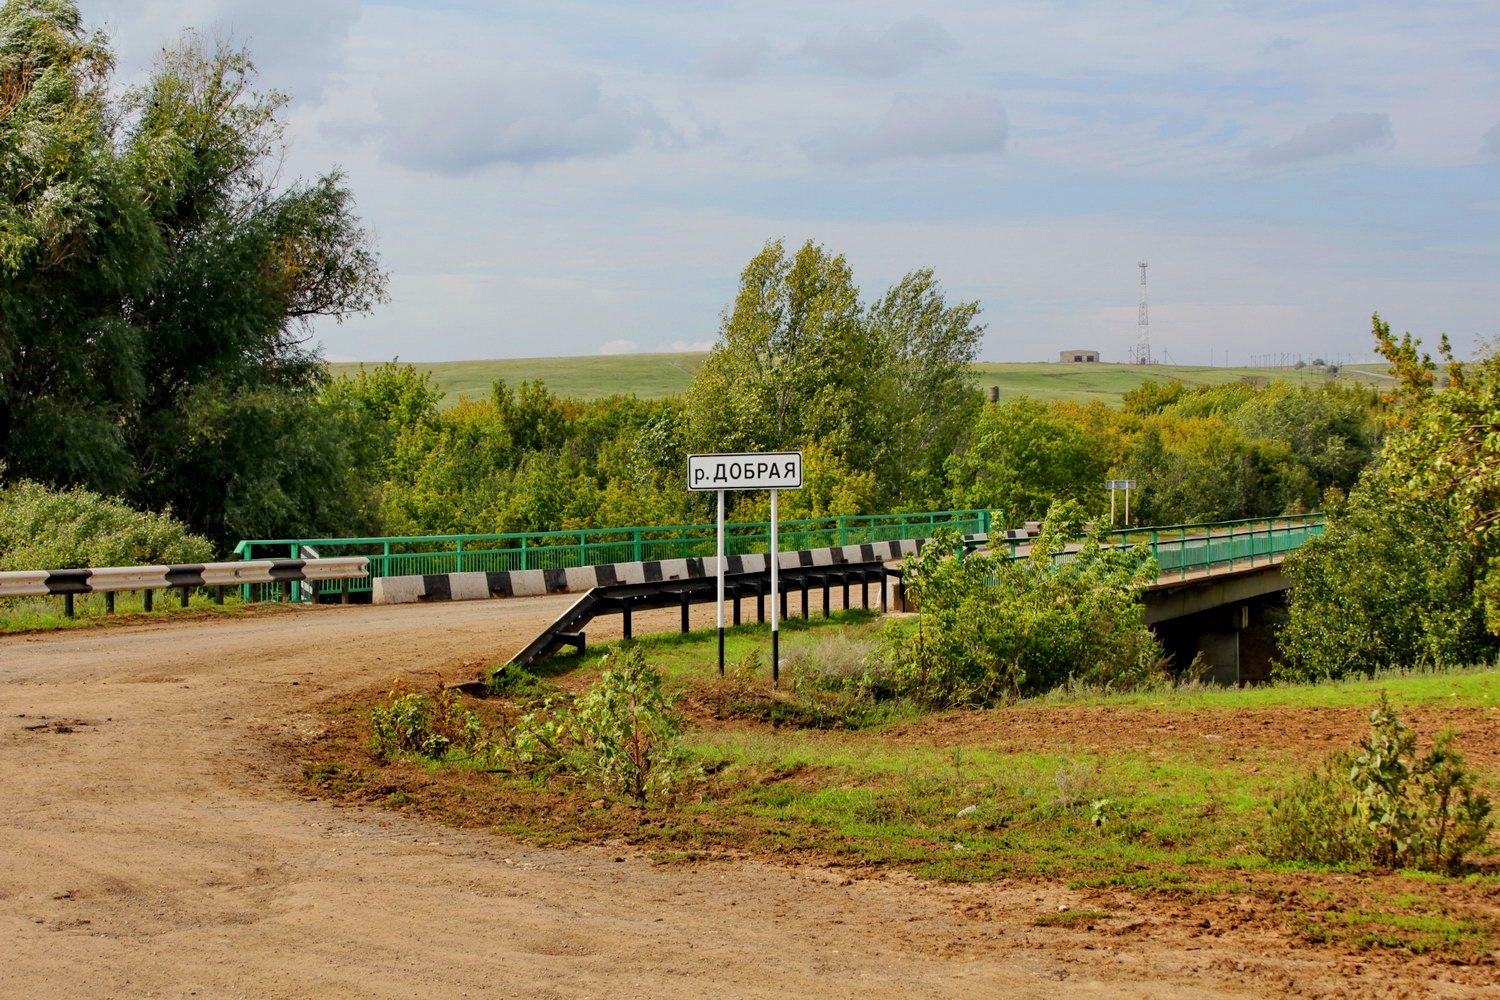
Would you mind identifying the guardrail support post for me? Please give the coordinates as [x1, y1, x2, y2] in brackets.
[622, 599, 633, 641]
[733, 590, 741, 626]
[679, 592, 690, 633]
[215, 586, 225, 605]
[180, 585, 190, 608]
[143, 589, 153, 613]
[756, 588, 765, 623]
[339, 578, 349, 605]
[64, 593, 74, 618]
[822, 579, 831, 618]
[800, 579, 809, 620]
[105, 591, 115, 615]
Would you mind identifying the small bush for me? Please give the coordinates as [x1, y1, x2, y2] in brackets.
[0, 479, 214, 570]
[369, 682, 488, 762]
[885, 501, 1161, 706]
[1264, 695, 1494, 873]
[509, 647, 698, 803]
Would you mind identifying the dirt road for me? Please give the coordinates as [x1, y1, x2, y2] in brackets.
[0, 602, 1370, 998]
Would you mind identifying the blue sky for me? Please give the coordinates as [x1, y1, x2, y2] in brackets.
[86, 1, 1500, 364]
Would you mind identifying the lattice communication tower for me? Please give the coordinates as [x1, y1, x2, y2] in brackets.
[1134, 261, 1152, 365]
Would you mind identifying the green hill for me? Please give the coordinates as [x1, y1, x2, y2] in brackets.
[326, 354, 1391, 408]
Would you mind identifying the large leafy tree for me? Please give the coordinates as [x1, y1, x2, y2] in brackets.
[0, 1, 384, 546]
[1371, 314, 1500, 628]
[684, 240, 984, 504]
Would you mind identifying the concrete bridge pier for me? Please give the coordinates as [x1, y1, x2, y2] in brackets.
[1150, 594, 1284, 686]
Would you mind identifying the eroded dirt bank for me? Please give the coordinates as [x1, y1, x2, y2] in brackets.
[0, 601, 1488, 999]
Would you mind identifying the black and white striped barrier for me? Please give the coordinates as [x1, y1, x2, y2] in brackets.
[372, 535, 987, 605]
[0, 557, 369, 616]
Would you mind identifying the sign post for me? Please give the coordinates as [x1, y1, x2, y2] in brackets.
[688, 451, 803, 680]
[1105, 480, 1137, 528]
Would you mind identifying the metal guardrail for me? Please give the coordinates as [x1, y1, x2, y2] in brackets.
[232, 510, 994, 603]
[994, 513, 1326, 579]
[0, 557, 369, 617]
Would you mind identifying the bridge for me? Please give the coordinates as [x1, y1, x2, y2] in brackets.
[236, 512, 1322, 680]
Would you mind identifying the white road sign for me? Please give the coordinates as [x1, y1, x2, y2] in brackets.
[688, 451, 803, 491]
[1106, 479, 1137, 490]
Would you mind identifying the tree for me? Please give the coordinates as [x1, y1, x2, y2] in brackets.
[0, 2, 385, 547]
[944, 398, 1108, 522]
[1278, 476, 1493, 679]
[684, 240, 984, 503]
[1371, 314, 1500, 629]
[686, 239, 865, 456]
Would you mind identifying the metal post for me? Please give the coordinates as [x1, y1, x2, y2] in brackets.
[64, 593, 74, 618]
[105, 591, 115, 615]
[716, 489, 726, 676]
[1110, 486, 1117, 527]
[1124, 486, 1130, 527]
[801, 579, 809, 620]
[216, 585, 225, 605]
[622, 599, 632, 640]
[143, 589, 153, 613]
[733, 590, 741, 626]
[770, 489, 780, 689]
[822, 579, 830, 618]
[680, 592, 690, 633]
[180, 585, 190, 608]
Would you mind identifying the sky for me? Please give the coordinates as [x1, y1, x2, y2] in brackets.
[83, 1, 1500, 365]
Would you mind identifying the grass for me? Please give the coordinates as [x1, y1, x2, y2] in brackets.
[0, 590, 255, 633]
[327, 352, 706, 404]
[1030, 664, 1500, 712]
[327, 354, 1394, 409]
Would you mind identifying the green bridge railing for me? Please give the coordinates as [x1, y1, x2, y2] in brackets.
[233, 509, 994, 603]
[996, 513, 1326, 579]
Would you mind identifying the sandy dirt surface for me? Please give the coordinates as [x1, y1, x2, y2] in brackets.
[0, 600, 1481, 999]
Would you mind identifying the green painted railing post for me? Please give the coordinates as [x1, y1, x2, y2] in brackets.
[578, 532, 587, 568]
[521, 536, 528, 571]
[633, 529, 642, 562]
[838, 516, 847, 548]
[456, 538, 464, 573]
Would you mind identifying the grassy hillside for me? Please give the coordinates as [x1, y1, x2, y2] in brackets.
[327, 354, 1392, 408]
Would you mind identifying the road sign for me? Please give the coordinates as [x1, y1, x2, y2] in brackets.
[688, 451, 803, 491]
[687, 451, 804, 681]
[1105, 479, 1137, 490]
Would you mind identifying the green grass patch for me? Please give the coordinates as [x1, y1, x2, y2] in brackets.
[0, 590, 253, 633]
[1032, 665, 1500, 712]
[1033, 909, 1112, 927]
[329, 355, 1391, 408]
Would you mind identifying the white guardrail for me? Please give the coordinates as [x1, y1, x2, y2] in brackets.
[0, 556, 369, 615]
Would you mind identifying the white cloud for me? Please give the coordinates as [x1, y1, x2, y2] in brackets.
[1249, 112, 1395, 167]
[599, 339, 641, 354]
[804, 93, 1008, 164]
[1482, 121, 1500, 161]
[369, 63, 647, 173]
[698, 36, 773, 79]
[798, 17, 957, 77]
[658, 340, 715, 352]
[83, 0, 360, 101]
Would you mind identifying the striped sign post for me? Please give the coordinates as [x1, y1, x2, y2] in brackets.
[688, 452, 803, 682]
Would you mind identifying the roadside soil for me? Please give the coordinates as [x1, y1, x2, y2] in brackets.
[1, 598, 1493, 999]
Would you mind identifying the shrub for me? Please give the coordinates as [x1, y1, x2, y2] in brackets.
[369, 682, 488, 762]
[510, 647, 698, 803]
[1264, 695, 1493, 874]
[885, 501, 1161, 705]
[0, 479, 214, 570]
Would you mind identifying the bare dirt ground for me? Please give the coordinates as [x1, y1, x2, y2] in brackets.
[0, 600, 1489, 999]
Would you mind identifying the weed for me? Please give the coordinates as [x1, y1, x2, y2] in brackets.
[1264, 694, 1494, 873]
[369, 682, 490, 762]
[1033, 909, 1111, 928]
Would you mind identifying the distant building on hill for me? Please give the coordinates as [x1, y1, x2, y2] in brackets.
[1059, 349, 1100, 363]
